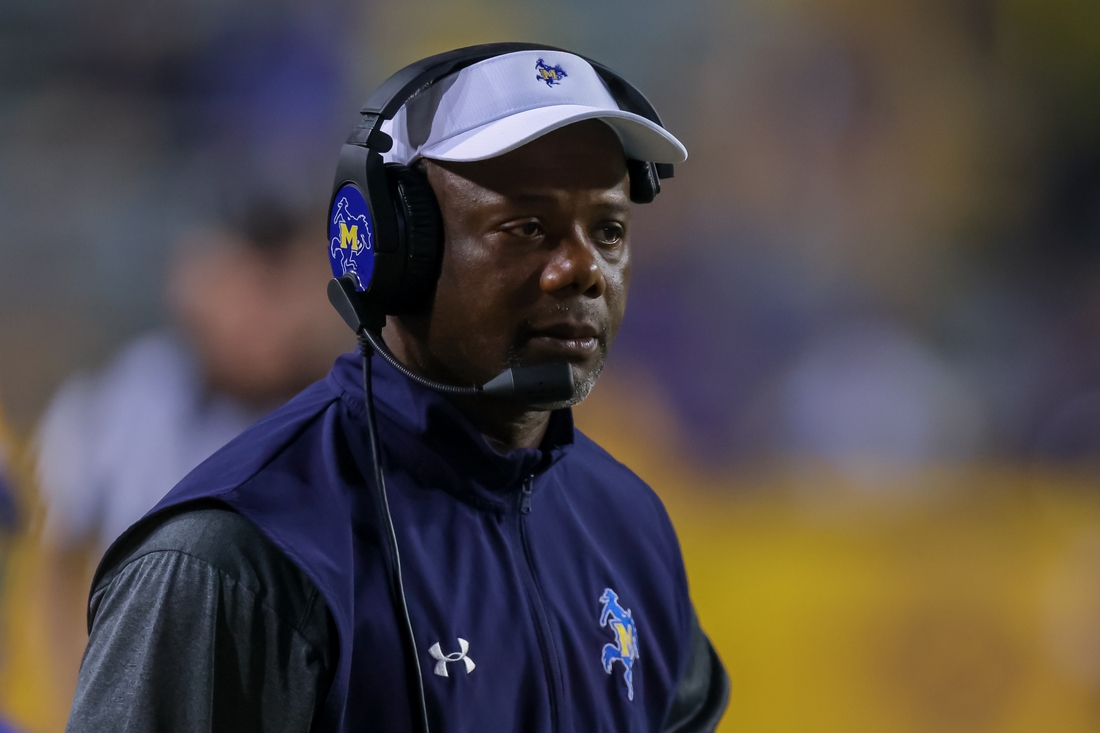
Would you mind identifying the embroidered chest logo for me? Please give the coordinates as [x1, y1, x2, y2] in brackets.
[429, 638, 476, 677]
[535, 58, 567, 87]
[599, 588, 640, 700]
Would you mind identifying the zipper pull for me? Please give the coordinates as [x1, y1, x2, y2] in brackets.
[519, 477, 533, 514]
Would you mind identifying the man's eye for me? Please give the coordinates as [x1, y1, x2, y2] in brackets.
[594, 224, 624, 245]
[506, 222, 543, 238]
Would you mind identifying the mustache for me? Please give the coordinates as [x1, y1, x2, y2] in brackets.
[506, 303, 610, 366]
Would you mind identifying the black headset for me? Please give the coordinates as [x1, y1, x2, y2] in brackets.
[325, 43, 677, 733]
[327, 41, 675, 318]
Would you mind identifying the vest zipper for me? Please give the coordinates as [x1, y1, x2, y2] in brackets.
[520, 478, 533, 514]
[515, 475, 567, 733]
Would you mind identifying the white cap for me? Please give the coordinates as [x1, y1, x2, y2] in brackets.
[380, 50, 687, 166]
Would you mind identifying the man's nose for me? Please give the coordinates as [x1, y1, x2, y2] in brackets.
[540, 230, 606, 298]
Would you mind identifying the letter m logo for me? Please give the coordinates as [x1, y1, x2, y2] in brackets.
[339, 222, 359, 251]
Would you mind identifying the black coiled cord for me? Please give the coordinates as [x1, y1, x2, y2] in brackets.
[359, 328, 478, 396]
[359, 333, 431, 733]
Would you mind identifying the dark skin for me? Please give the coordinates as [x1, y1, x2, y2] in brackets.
[383, 120, 632, 450]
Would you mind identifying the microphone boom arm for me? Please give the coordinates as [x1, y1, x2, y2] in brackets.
[328, 276, 575, 403]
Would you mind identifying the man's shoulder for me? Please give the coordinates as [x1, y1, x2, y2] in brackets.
[562, 429, 681, 540]
[568, 429, 661, 498]
[95, 502, 323, 635]
[101, 504, 279, 585]
[90, 377, 350, 595]
[161, 377, 345, 505]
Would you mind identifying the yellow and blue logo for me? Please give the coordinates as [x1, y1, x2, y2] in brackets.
[328, 185, 374, 292]
[535, 58, 568, 88]
[599, 588, 639, 700]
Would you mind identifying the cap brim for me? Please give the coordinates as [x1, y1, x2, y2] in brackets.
[417, 105, 687, 165]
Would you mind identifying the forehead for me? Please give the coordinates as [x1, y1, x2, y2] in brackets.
[426, 120, 629, 203]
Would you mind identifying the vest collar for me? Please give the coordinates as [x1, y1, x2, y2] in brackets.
[327, 352, 575, 507]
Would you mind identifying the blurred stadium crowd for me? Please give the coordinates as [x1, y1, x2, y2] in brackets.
[4, 0, 1100, 731]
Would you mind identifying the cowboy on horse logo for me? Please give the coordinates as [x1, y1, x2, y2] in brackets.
[599, 588, 639, 700]
[329, 193, 373, 289]
[535, 58, 567, 87]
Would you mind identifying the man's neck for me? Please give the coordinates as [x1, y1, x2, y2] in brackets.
[381, 321, 552, 451]
[450, 396, 551, 451]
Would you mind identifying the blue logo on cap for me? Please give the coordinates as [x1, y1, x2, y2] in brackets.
[329, 184, 374, 292]
[535, 58, 567, 87]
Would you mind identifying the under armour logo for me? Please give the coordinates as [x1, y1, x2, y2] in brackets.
[428, 638, 476, 677]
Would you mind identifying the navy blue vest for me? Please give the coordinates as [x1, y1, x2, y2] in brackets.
[123, 353, 693, 732]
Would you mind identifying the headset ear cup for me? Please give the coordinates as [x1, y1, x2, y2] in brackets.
[627, 159, 660, 204]
[385, 163, 444, 313]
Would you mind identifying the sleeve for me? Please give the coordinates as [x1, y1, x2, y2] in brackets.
[662, 608, 730, 733]
[67, 508, 335, 733]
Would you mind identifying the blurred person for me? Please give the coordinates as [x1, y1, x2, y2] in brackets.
[34, 198, 351, 698]
[67, 46, 728, 732]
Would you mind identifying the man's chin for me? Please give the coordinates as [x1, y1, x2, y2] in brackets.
[531, 362, 602, 411]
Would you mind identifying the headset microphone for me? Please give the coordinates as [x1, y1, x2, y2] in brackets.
[328, 276, 575, 403]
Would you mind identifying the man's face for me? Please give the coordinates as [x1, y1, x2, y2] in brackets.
[400, 119, 631, 405]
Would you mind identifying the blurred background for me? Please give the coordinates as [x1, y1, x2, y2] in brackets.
[3, 0, 1100, 730]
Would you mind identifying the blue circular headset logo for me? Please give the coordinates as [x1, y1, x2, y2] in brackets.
[329, 184, 374, 292]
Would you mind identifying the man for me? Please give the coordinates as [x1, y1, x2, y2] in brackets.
[68, 48, 728, 732]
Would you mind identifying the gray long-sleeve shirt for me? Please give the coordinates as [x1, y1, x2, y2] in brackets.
[69, 507, 728, 732]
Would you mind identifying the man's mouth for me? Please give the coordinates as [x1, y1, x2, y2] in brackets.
[523, 323, 603, 359]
